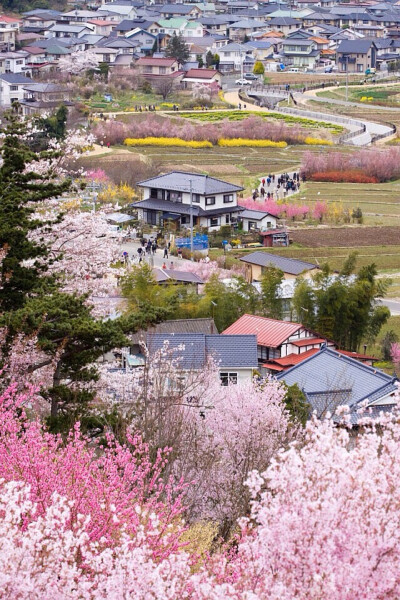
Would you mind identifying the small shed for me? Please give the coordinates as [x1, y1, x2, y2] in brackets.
[259, 229, 289, 247]
[106, 212, 134, 224]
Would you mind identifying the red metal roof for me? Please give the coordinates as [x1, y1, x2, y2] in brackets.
[262, 362, 285, 372]
[338, 349, 378, 362]
[263, 348, 319, 371]
[291, 337, 326, 347]
[0, 15, 21, 23]
[222, 314, 302, 348]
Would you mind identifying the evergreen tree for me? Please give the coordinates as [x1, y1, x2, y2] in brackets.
[206, 50, 214, 67]
[0, 112, 70, 311]
[0, 113, 166, 431]
[253, 61, 265, 75]
[165, 33, 190, 67]
[40, 104, 68, 140]
[260, 267, 284, 320]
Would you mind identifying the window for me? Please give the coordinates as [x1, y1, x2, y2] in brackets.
[267, 221, 272, 228]
[10, 85, 18, 91]
[159, 66, 166, 74]
[144, 65, 153, 73]
[192, 193, 201, 203]
[16, 59, 23, 65]
[220, 372, 238, 386]
[169, 190, 182, 203]
[225, 214, 230, 224]
[206, 196, 216, 206]
[357, 63, 363, 72]
[210, 217, 219, 227]
[223, 194, 233, 203]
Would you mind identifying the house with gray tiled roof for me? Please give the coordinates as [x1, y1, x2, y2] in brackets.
[135, 171, 244, 231]
[0, 72, 37, 106]
[146, 333, 258, 383]
[336, 39, 377, 73]
[239, 250, 318, 282]
[277, 345, 399, 423]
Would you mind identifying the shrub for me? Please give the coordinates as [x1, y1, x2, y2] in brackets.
[309, 170, 379, 184]
[124, 137, 213, 148]
[302, 147, 400, 182]
[217, 138, 287, 148]
[304, 136, 333, 146]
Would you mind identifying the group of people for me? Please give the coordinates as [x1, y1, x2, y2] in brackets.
[252, 171, 303, 201]
[134, 105, 156, 112]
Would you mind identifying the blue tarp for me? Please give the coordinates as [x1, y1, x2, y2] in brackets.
[176, 233, 209, 250]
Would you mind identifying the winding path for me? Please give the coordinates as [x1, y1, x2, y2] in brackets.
[224, 89, 394, 146]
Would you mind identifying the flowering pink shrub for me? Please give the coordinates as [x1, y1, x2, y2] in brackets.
[302, 147, 400, 182]
[312, 200, 328, 222]
[0, 384, 187, 561]
[391, 342, 400, 367]
[85, 168, 110, 183]
[228, 406, 400, 599]
[94, 115, 308, 146]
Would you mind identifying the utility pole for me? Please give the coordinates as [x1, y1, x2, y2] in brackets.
[189, 178, 194, 261]
[240, 47, 244, 80]
[346, 55, 349, 102]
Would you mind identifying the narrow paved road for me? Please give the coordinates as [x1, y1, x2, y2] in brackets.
[380, 299, 400, 316]
[295, 88, 395, 145]
[224, 88, 395, 146]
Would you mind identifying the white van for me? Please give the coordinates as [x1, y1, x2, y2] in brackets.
[288, 67, 300, 73]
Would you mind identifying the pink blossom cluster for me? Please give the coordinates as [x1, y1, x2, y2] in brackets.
[29, 207, 122, 316]
[2, 379, 400, 597]
[179, 259, 245, 281]
[0, 384, 187, 562]
[94, 115, 306, 146]
[301, 147, 400, 182]
[240, 197, 313, 220]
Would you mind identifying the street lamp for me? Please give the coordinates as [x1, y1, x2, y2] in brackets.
[189, 178, 194, 261]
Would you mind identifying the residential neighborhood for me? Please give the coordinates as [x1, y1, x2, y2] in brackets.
[2, 0, 400, 591]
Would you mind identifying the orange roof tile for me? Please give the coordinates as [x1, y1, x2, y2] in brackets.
[291, 337, 326, 347]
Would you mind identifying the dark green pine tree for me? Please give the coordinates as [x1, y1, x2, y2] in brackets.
[0, 111, 167, 432]
[165, 33, 190, 67]
[0, 111, 70, 312]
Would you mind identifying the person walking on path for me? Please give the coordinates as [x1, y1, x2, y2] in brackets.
[163, 246, 168, 259]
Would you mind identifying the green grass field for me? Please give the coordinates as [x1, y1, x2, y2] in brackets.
[209, 245, 400, 275]
[317, 84, 400, 106]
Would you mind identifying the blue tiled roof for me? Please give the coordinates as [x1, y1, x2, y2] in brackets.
[147, 333, 258, 369]
[277, 346, 398, 411]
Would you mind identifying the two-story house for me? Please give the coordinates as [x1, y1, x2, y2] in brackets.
[217, 41, 251, 72]
[281, 38, 320, 67]
[0, 72, 34, 106]
[223, 313, 333, 368]
[134, 171, 244, 231]
[136, 56, 179, 76]
[46, 24, 94, 39]
[336, 39, 377, 73]
[0, 51, 28, 74]
[20, 82, 72, 115]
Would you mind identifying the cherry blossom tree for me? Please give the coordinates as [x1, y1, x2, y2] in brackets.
[31, 207, 123, 316]
[58, 50, 100, 76]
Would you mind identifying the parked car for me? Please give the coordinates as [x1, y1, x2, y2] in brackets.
[324, 66, 333, 73]
[244, 73, 259, 80]
[365, 67, 376, 75]
[287, 67, 300, 73]
[235, 78, 251, 85]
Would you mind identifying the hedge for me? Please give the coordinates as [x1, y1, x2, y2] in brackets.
[217, 138, 287, 148]
[124, 137, 213, 148]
